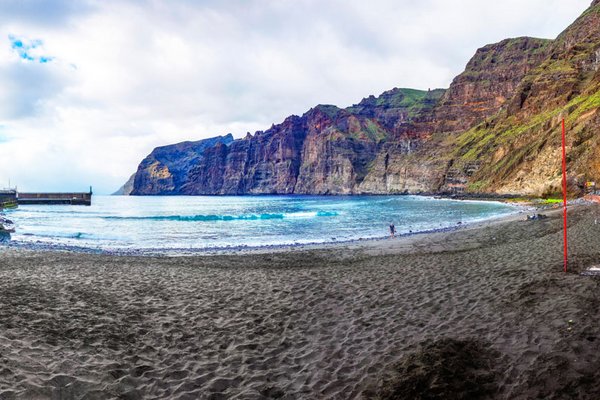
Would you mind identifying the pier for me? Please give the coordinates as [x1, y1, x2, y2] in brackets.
[18, 187, 93, 206]
[0, 188, 93, 207]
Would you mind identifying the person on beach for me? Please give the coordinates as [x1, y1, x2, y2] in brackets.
[389, 222, 396, 238]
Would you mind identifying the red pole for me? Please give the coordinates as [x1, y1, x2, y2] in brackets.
[561, 119, 568, 273]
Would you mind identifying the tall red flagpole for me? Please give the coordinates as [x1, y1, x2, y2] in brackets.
[561, 119, 568, 273]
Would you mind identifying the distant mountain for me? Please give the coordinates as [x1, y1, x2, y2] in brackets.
[112, 173, 135, 195]
[121, 0, 600, 197]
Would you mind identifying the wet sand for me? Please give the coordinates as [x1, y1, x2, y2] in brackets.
[1, 204, 600, 399]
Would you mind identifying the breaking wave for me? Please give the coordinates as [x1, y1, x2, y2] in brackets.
[103, 211, 339, 222]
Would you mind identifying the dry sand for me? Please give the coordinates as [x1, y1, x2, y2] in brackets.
[1, 204, 600, 399]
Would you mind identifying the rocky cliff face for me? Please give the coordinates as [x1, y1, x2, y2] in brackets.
[434, 37, 552, 133]
[123, 1, 600, 197]
[182, 116, 307, 194]
[131, 88, 444, 195]
[130, 134, 234, 195]
[449, 0, 600, 196]
[358, 36, 551, 194]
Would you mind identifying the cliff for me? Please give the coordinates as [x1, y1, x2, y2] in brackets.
[122, 1, 600, 197]
[358, 36, 552, 194]
[131, 134, 234, 195]
[450, 0, 600, 196]
[134, 88, 445, 195]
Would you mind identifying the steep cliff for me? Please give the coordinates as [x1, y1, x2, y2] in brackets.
[130, 134, 234, 195]
[131, 88, 444, 195]
[182, 116, 307, 194]
[449, 0, 600, 196]
[358, 36, 551, 194]
[123, 1, 600, 197]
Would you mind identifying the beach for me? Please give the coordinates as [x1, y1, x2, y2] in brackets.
[1, 204, 600, 399]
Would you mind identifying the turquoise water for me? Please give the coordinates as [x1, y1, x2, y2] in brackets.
[2, 195, 517, 253]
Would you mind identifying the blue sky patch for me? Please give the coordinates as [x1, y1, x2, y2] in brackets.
[9, 34, 53, 63]
[0, 126, 8, 143]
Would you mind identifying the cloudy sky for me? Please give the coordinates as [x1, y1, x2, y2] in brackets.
[0, 0, 591, 194]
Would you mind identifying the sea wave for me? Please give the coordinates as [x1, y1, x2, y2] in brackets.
[316, 211, 338, 217]
[24, 231, 92, 239]
[103, 211, 339, 222]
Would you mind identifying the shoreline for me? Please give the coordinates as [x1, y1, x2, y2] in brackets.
[1, 203, 600, 398]
[1, 196, 529, 257]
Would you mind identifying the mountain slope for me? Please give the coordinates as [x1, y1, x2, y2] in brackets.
[357, 36, 551, 194]
[450, 0, 600, 196]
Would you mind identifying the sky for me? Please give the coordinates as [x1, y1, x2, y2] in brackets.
[0, 0, 592, 194]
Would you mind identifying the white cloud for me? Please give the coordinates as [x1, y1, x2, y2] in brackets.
[0, 0, 592, 193]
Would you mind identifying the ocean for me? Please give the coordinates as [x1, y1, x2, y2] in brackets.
[2, 195, 518, 254]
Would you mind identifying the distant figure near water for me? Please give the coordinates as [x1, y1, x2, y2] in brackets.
[389, 222, 396, 238]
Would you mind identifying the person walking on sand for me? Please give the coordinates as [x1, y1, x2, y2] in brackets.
[389, 221, 396, 238]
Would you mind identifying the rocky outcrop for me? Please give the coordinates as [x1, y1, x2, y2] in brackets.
[182, 116, 307, 194]
[122, 1, 600, 197]
[130, 134, 234, 195]
[434, 37, 552, 133]
[293, 105, 391, 194]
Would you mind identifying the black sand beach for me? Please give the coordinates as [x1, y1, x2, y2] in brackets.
[1, 204, 600, 399]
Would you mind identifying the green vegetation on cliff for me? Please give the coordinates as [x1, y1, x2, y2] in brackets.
[346, 87, 445, 117]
